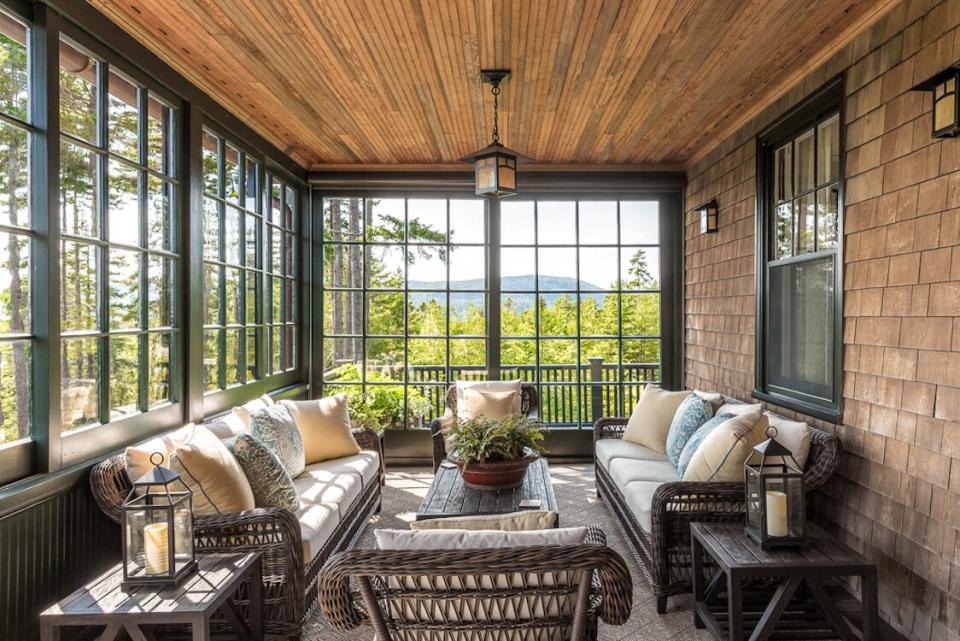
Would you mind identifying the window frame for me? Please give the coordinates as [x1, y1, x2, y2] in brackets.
[754, 75, 844, 423]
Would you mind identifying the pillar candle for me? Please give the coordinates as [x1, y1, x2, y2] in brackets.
[144, 522, 169, 575]
[765, 490, 789, 537]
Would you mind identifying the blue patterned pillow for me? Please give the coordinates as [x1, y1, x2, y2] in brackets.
[250, 405, 305, 478]
[677, 412, 735, 478]
[227, 434, 299, 512]
[665, 394, 714, 466]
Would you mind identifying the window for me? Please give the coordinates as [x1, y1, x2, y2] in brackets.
[266, 174, 297, 374]
[59, 38, 179, 430]
[756, 78, 842, 421]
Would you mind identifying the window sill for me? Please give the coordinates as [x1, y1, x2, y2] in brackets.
[752, 388, 841, 424]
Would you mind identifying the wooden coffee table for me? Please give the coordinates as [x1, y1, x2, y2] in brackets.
[416, 457, 558, 523]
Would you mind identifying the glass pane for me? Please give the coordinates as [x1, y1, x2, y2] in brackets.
[449, 199, 484, 244]
[225, 329, 241, 386]
[146, 95, 171, 174]
[61, 240, 98, 331]
[501, 294, 535, 336]
[244, 157, 259, 211]
[0, 340, 30, 442]
[620, 247, 660, 289]
[817, 114, 839, 186]
[245, 214, 259, 268]
[270, 226, 282, 273]
[768, 257, 835, 399]
[224, 267, 241, 325]
[580, 339, 618, 365]
[619, 201, 659, 244]
[774, 143, 793, 203]
[408, 291, 446, 336]
[622, 293, 660, 336]
[578, 201, 617, 244]
[408, 339, 446, 373]
[60, 39, 98, 144]
[270, 324, 281, 373]
[579, 248, 618, 290]
[501, 248, 535, 290]
[0, 231, 30, 333]
[203, 329, 220, 391]
[109, 248, 140, 330]
[203, 198, 220, 260]
[284, 326, 295, 370]
[224, 144, 240, 205]
[450, 293, 484, 336]
[108, 160, 140, 246]
[501, 201, 535, 245]
[324, 290, 361, 335]
[147, 255, 172, 328]
[817, 186, 839, 250]
[61, 337, 99, 430]
[795, 128, 815, 193]
[364, 245, 401, 288]
[449, 338, 484, 369]
[500, 339, 535, 369]
[245, 269, 258, 325]
[0, 15, 28, 120]
[367, 291, 403, 335]
[622, 339, 661, 368]
[245, 328, 258, 380]
[203, 263, 220, 326]
[146, 177, 172, 250]
[407, 385, 445, 428]
[270, 181, 282, 223]
[148, 332, 172, 408]
[108, 70, 139, 161]
[580, 293, 617, 336]
[797, 192, 816, 255]
[540, 338, 576, 366]
[285, 232, 296, 277]
[408, 247, 445, 289]
[110, 335, 139, 419]
[775, 202, 794, 260]
[224, 206, 241, 265]
[323, 337, 361, 381]
[367, 338, 404, 380]
[0, 122, 28, 229]
[539, 294, 576, 336]
[201, 129, 219, 195]
[407, 199, 446, 242]
[60, 141, 99, 238]
[283, 185, 295, 230]
[449, 246, 484, 289]
[537, 248, 576, 290]
[537, 201, 575, 244]
[271, 276, 282, 324]
[366, 197, 405, 241]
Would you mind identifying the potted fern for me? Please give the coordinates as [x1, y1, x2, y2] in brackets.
[444, 415, 546, 489]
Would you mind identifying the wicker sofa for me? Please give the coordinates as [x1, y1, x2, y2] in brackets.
[429, 382, 539, 470]
[318, 526, 632, 641]
[90, 415, 384, 640]
[594, 397, 842, 614]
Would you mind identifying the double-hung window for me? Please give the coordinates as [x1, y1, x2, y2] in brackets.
[755, 77, 843, 421]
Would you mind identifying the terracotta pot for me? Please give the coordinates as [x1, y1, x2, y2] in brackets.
[450, 450, 539, 490]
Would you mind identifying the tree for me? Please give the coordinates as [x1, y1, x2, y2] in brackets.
[624, 248, 658, 289]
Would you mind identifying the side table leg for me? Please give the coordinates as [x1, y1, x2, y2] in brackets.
[40, 624, 59, 641]
[692, 535, 705, 629]
[191, 616, 210, 641]
[249, 556, 264, 641]
[862, 571, 879, 641]
[727, 571, 743, 641]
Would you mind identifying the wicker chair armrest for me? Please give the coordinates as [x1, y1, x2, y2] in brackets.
[319, 540, 632, 629]
[526, 406, 540, 420]
[90, 454, 130, 524]
[429, 412, 455, 471]
[594, 417, 629, 442]
[804, 428, 843, 491]
[584, 526, 607, 546]
[651, 480, 745, 516]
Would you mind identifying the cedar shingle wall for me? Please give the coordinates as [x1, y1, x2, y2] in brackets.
[684, 2, 960, 639]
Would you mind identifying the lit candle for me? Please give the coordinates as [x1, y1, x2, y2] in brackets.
[144, 522, 169, 575]
[765, 490, 789, 537]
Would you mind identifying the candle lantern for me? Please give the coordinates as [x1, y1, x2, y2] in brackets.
[121, 452, 196, 589]
[744, 428, 806, 550]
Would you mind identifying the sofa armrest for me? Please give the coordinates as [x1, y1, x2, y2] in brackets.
[352, 427, 384, 486]
[594, 417, 629, 443]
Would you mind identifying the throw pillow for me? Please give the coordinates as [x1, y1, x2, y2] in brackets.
[459, 387, 521, 421]
[681, 411, 763, 482]
[279, 395, 361, 464]
[455, 381, 521, 420]
[622, 385, 691, 453]
[204, 412, 248, 440]
[226, 434, 299, 512]
[677, 412, 734, 478]
[764, 412, 812, 469]
[693, 390, 724, 412]
[125, 423, 196, 484]
[665, 394, 714, 466]
[376, 526, 588, 550]
[250, 405, 305, 478]
[167, 425, 255, 514]
[409, 510, 558, 531]
[231, 394, 277, 430]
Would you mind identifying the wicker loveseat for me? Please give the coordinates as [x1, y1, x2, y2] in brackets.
[594, 397, 842, 614]
[429, 382, 539, 470]
[318, 526, 632, 641]
[90, 420, 384, 640]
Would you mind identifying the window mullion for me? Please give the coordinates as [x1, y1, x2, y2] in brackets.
[96, 62, 110, 426]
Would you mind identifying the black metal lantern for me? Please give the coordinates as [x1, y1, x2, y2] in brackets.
[698, 199, 719, 234]
[744, 428, 806, 550]
[461, 70, 530, 198]
[912, 67, 960, 138]
[122, 453, 196, 589]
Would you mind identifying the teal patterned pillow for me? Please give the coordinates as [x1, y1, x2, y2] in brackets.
[227, 434, 299, 512]
[665, 394, 714, 466]
[677, 412, 735, 478]
[250, 405, 305, 478]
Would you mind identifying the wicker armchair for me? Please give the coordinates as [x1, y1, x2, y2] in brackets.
[594, 414, 841, 614]
[429, 383, 540, 470]
[89, 427, 383, 640]
[318, 527, 632, 641]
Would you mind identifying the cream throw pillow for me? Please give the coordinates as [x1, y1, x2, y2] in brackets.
[455, 381, 521, 420]
[125, 423, 196, 484]
[622, 385, 691, 453]
[231, 394, 277, 430]
[681, 411, 762, 482]
[410, 510, 558, 531]
[376, 526, 587, 550]
[167, 425, 255, 515]
[459, 388, 521, 421]
[279, 395, 361, 464]
[764, 412, 812, 469]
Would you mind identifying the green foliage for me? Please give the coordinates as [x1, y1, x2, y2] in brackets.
[445, 415, 546, 464]
[324, 364, 432, 431]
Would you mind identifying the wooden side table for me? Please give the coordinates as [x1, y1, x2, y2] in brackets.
[691, 522, 878, 641]
[40, 552, 263, 641]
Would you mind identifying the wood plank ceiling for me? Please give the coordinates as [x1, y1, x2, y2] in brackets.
[90, 0, 897, 169]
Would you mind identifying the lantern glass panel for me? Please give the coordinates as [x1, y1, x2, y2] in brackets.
[499, 161, 516, 190]
[935, 90, 955, 132]
[476, 157, 496, 192]
[123, 489, 194, 584]
[174, 499, 194, 567]
[745, 464, 763, 533]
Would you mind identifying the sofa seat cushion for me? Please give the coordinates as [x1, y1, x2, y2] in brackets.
[622, 481, 666, 532]
[595, 438, 668, 471]
[608, 458, 680, 487]
[297, 502, 340, 562]
[307, 451, 380, 489]
[294, 470, 363, 515]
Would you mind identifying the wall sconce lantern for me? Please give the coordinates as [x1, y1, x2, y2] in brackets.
[461, 70, 530, 198]
[744, 428, 806, 550]
[698, 199, 719, 234]
[912, 67, 960, 138]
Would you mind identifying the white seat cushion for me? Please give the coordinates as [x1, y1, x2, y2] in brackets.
[305, 451, 380, 489]
[294, 470, 363, 515]
[297, 502, 340, 562]
[608, 458, 680, 487]
[623, 481, 666, 532]
[595, 438, 668, 471]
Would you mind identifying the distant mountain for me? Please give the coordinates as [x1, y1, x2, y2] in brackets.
[408, 275, 607, 313]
